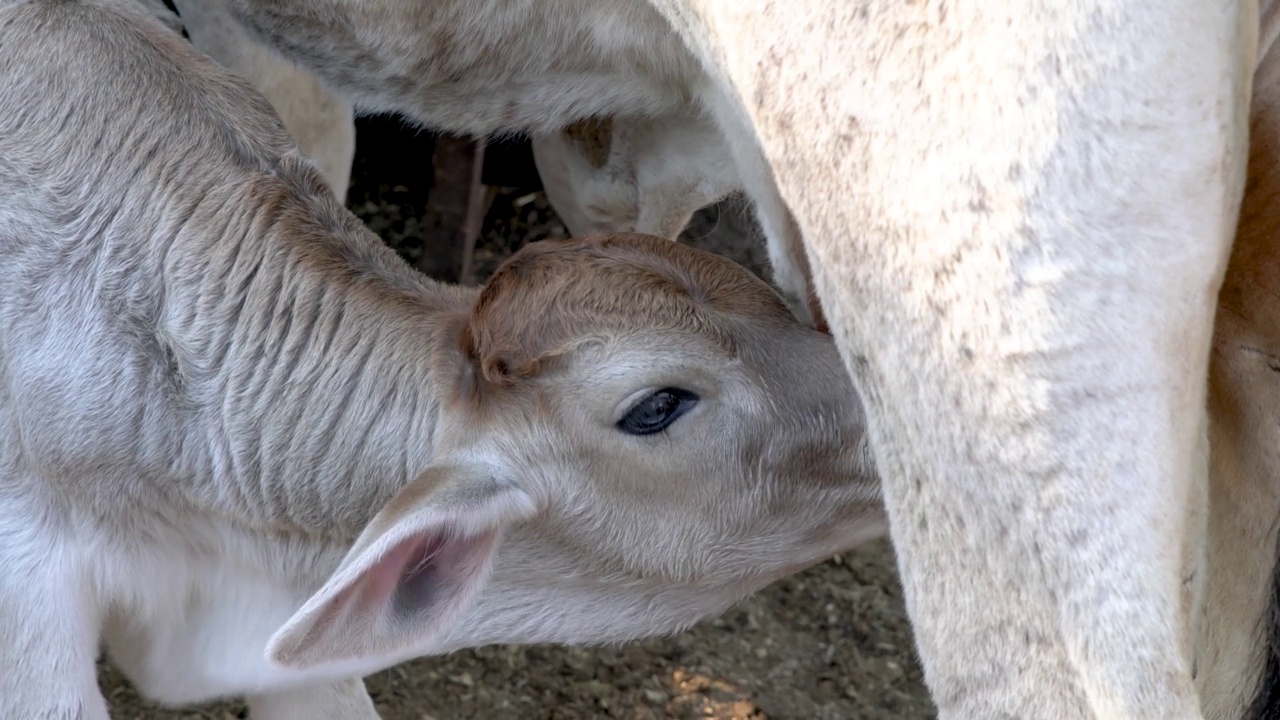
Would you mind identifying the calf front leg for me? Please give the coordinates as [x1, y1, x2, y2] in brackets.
[531, 113, 737, 240]
[531, 112, 824, 328]
[686, 0, 1256, 715]
[0, 495, 108, 719]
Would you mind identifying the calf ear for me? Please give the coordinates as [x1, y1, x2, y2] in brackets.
[267, 463, 536, 672]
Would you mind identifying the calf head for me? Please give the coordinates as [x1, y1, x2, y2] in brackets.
[268, 233, 883, 677]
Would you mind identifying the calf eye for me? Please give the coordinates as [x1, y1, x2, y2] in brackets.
[617, 388, 700, 436]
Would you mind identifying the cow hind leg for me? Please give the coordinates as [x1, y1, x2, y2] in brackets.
[678, 0, 1256, 715]
[1199, 24, 1280, 717]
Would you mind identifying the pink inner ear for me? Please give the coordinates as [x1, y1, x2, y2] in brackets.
[359, 533, 447, 611]
[337, 525, 503, 632]
[275, 513, 511, 667]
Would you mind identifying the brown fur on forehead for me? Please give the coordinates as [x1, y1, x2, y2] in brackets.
[461, 233, 791, 386]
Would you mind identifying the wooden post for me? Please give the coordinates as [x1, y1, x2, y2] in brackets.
[418, 134, 491, 283]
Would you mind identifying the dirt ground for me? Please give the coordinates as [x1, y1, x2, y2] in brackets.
[95, 121, 938, 720]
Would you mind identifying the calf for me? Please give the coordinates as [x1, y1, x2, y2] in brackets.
[0, 1, 884, 717]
